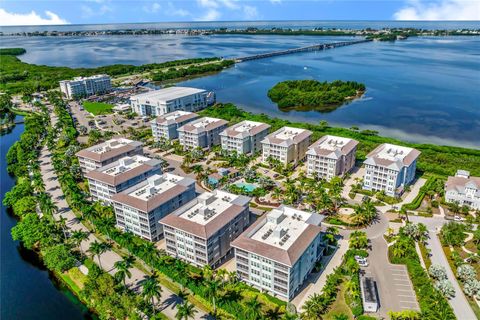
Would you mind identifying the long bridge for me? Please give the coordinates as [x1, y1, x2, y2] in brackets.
[235, 39, 372, 63]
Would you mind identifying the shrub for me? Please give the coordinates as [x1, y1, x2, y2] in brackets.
[434, 279, 455, 299]
[464, 279, 480, 298]
[42, 244, 77, 272]
[457, 264, 476, 282]
[428, 264, 447, 281]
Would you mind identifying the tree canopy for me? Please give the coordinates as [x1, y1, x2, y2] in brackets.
[268, 79, 365, 112]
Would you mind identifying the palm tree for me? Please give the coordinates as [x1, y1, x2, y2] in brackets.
[204, 277, 220, 316]
[114, 260, 132, 287]
[32, 172, 45, 193]
[58, 216, 68, 239]
[333, 314, 349, 320]
[71, 230, 89, 257]
[142, 275, 163, 316]
[175, 301, 197, 320]
[88, 241, 110, 269]
[245, 295, 264, 320]
[265, 306, 284, 319]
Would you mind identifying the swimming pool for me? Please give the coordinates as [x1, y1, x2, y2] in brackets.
[234, 182, 257, 192]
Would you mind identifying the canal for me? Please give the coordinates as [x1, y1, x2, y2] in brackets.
[0, 119, 93, 319]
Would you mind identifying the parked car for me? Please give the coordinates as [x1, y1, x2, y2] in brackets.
[454, 215, 465, 222]
[355, 256, 369, 267]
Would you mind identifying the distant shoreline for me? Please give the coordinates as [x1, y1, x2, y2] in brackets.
[2, 26, 479, 37]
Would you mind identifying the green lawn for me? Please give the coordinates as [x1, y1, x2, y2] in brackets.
[324, 283, 354, 320]
[83, 102, 114, 115]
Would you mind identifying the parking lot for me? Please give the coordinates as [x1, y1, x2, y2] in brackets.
[364, 237, 419, 318]
[69, 100, 151, 135]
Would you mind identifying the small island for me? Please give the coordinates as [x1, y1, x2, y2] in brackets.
[267, 79, 366, 112]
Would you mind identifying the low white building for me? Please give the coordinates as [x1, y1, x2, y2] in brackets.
[151, 111, 200, 141]
[59, 74, 111, 99]
[232, 206, 325, 300]
[220, 120, 271, 154]
[261, 127, 312, 166]
[85, 155, 162, 204]
[130, 87, 215, 116]
[111, 173, 196, 242]
[160, 190, 250, 267]
[178, 117, 228, 150]
[445, 170, 480, 210]
[362, 143, 420, 197]
[76, 138, 144, 174]
[306, 135, 358, 181]
[360, 276, 379, 313]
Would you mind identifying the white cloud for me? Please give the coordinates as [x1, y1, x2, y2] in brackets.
[219, 0, 240, 10]
[196, 8, 221, 21]
[0, 8, 69, 26]
[270, 0, 282, 3]
[243, 5, 259, 20]
[166, 2, 191, 17]
[195, 0, 259, 21]
[197, 0, 219, 9]
[81, 4, 112, 18]
[143, 2, 161, 13]
[394, 0, 480, 20]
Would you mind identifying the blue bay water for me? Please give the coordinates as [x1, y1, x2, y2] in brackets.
[1, 21, 479, 147]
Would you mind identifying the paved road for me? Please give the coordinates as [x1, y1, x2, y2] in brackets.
[41, 108, 209, 320]
[363, 237, 419, 318]
[426, 231, 476, 320]
[410, 216, 476, 320]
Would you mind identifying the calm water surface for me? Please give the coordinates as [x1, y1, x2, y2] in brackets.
[0, 121, 93, 320]
[1, 21, 479, 147]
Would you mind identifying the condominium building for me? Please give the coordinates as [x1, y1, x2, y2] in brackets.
[220, 120, 271, 154]
[160, 190, 250, 267]
[362, 143, 420, 197]
[231, 206, 325, 300]
[151, 111, 200, 141]
[306, 135, 359, 181]
[85, 155, 162, 204]
[130, 86, 215, 116]
[178, 117, 228, 150]
[261, 127, 312, 166]
[445, 170, 480, 210]
[76, 138, 144, 174]
[59, 74, 111, 99]
[111, 173, 196, 241]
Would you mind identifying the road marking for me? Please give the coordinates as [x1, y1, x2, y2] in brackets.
[394, 284, 412, 287]
[398, 294, 416, 297]
[400, 300, 418, 304]
[393, 279, 410, 282]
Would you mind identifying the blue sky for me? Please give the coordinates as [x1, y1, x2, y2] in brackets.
[1, 0, 479, 26]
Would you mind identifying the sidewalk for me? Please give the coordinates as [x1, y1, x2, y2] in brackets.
[426, 231, 476, 320]
[41, 110, 209, 320]
[292, 239, 349, 310]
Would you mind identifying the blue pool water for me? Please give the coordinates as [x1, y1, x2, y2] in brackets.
[235, 182, 258, 192]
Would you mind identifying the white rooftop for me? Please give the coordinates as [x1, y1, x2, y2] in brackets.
[251, 206, 315, 250]
[88, 138, 137, 154]
[69, 74, 109, 81]
[101, 155, 150, 176]
[163, 111, 191, 121]
[375, 143, 414, 162]
[317, 135, 352, 151]
[274, 127, 306, 140]
[190, 117, 218, 128]
[233, 121, 264, 133]
[178, 190, 240, 225]
[130, 86, 206, 103]
[129, 173, 184, 201]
